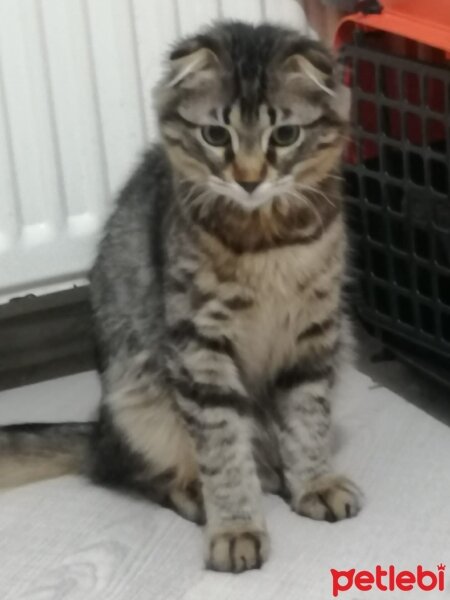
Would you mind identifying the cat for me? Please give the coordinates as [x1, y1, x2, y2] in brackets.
[0, 21, 362, 573]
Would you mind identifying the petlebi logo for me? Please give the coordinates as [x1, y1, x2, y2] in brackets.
[330, 564, 446, 597]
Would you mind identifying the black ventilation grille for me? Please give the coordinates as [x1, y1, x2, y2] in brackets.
[341, 38, 450, 360]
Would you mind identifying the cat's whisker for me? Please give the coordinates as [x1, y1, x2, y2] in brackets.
[295, 184, 336, 209]
[189, 190, 218, 219]
[188, 189, 210, 206]
[177, 177, 204, 191]
[286, 190, 324, 233]
[328, 174, 344, 183]
[180, 184, 209, 207]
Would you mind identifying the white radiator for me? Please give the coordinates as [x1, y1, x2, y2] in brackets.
[0, 0, 308, 303]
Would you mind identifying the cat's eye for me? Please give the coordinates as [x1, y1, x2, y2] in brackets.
[201, 125, 231, 146]
[270, 125, 301, 147]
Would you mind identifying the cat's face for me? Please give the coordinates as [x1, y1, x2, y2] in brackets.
[156, 23, 350, 214]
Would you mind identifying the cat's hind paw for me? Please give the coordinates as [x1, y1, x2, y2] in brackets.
[169, 481, 205, 524]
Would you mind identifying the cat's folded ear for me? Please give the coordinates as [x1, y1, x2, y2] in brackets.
[279, 42, 351, 122]
[167, 39, 220, 89]
[155, 37, 224, 123]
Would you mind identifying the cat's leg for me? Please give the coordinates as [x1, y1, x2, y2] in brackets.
[273, 358, 362, 522]
[93, 354, 204, 523]
[169, 329, 268, 572]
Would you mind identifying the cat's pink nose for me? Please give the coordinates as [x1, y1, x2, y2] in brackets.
[237, 181, 260, 193]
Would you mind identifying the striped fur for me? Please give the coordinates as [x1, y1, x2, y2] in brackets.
[0, 22, 361, 573]
[0, 424, 91, 489]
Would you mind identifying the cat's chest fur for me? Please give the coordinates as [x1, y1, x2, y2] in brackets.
[200, 220, 343, 386]
[233, 250, 306, 385]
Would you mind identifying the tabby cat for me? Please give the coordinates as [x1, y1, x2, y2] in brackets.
[0, 22, 362, 572]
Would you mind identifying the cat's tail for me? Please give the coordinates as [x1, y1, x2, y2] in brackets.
[0, 422, 94, 490]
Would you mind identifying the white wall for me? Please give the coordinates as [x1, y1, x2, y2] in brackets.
[0, 0, 308, 303]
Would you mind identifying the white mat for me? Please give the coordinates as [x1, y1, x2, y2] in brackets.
[0, 367, 449, 599]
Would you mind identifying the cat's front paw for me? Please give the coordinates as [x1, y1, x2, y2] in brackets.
[293, 474, 362, 523]
[206, 526, 269, 573]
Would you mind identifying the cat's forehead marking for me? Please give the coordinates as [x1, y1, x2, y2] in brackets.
[228, 103, 273, 132]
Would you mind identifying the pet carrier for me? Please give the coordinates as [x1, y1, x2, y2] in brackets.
[335, 1, 450, 382]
